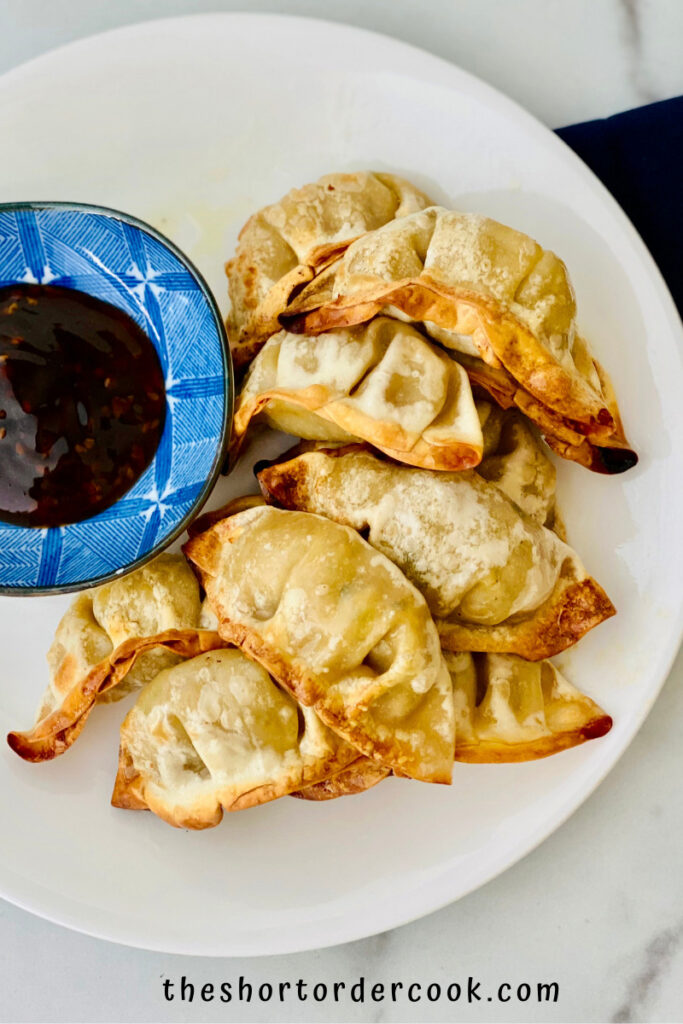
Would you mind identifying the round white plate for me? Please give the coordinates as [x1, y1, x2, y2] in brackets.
[0, 13, 681, 957]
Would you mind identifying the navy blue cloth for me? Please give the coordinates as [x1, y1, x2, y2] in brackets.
[556, 96, 683, 317]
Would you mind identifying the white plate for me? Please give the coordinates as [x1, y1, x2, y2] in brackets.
[1, 13, 681, 957]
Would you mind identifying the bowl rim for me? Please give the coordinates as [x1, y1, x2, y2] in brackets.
[0, 200, 234, 597]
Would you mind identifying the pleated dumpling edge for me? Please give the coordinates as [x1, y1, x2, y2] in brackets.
[183, 504, 456, 785]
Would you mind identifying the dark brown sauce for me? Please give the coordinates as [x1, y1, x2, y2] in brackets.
[0, 284, 166, 528]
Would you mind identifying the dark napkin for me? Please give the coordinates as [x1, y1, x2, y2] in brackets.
[556, 96, 683, 317]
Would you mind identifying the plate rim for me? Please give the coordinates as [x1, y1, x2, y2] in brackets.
[0, 10, 682, 956]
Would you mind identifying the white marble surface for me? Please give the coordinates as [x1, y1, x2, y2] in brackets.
[1, 1, 682, 1022]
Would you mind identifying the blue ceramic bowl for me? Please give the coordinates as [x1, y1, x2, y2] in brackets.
[0, 202, 232, 595]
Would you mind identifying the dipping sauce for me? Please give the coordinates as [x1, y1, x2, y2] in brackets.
[0, 284, 166, 528]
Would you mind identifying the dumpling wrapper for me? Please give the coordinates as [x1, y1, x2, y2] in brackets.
[232, 317, 483, 471]
[447, 651, 612, 762]
[271, 400, 561, 533]
[291, 756, 390, 801]
[112, 648, 359, 828]
[227, 171, 432, 370]
[7, 554, 211, 762]
[256, 446, 615, 660]
[8, 629, 225, 762]
[282, 207, 636, 474]
[183, 504, 455, 784]
[295, 651, 612, 799]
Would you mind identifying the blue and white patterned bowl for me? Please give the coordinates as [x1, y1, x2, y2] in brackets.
[0, 202, 232, 595]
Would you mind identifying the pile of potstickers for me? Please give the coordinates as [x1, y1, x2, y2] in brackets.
[8, 172, 638, 829]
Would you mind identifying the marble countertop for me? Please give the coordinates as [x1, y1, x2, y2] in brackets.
[1, 2, 682, 1022]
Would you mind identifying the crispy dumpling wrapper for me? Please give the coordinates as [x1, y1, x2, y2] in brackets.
[256, 446, 614, 659]
[448, 651, 612, 761]
[112, 648, 359, 828]
[53, 553, 203, 708]
[274, 400, 560, 532]
[227, 171, 433, 370]
[231, 317, 483, 471]
[461, 349, 635, 475]
[183, 504, 455, 783]
[292, 756, 391, 801]
[282, 207, 636, 474]
[295, 651, 612, 798]
[8, 630, 225, 763]
[92, 554, 204, 701]
[477, 406, 561, 533]
[7, 555, 208, 761]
